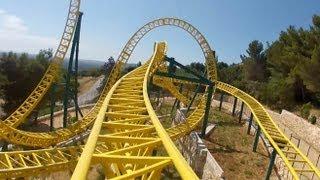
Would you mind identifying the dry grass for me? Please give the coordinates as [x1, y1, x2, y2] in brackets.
[205, 109, 277, 179]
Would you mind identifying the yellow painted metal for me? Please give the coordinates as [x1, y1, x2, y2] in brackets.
[216, 81, 320, 179]
[0, 17, 218, 148]
[1, 0, 81, 127]
[0, 15, 318, 180]
[157, 76, 320, 179]
[71, 42, 199, 180]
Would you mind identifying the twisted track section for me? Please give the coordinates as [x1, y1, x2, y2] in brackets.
[216, 81, 320, 179]
[72, 42, 199, 179]
[154, 76, 320, 179]
[0, 78, 206, 179]
[0, 60, 123, 147]
[0, 17, 218, 148]
[2, 0, 81, 127]
[1, 15, 318, 179]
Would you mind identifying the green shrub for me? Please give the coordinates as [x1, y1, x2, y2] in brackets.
[68, 116, 77, 124]
[300, 102, 312, 119]
[309, 115, 317, 125]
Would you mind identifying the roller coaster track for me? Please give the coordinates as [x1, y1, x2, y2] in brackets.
[153, 76, 320, 179]
[0, 17, 217, 148]
[0, 59, 206, 178]
[0, 42, 205, 179]
[0, 59, 122, 147]
[71, 42, 204, 179]
[0, 11, 318, 179]
[1, 0, 81, 128]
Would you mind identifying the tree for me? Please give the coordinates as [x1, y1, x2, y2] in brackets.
[0, 50, 52, 115]
[267, 15, 320, 106]
[241, 40, 268, 82]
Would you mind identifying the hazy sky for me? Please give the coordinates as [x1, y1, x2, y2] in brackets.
[0, 0, 319, 64]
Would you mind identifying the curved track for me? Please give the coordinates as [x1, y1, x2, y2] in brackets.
[153, 76, 320, 179]
[0, 17, 218, 148]
[2, 0, 81, 127]
[0, 11, 318, 179]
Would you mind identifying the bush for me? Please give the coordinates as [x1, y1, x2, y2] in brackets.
[300, 102, 312, 119]
[309, 115, 317, 125]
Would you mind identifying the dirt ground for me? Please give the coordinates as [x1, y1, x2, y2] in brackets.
[204, 109, 278, 180]
[78, 76, 102, 95]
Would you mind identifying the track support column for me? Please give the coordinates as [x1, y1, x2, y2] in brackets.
[253, 126, 261, 152]
[219, 93, 224, 111]
[232, 97, 237, 116]
[63, 12, 83, 127]
[239, 101, 244, 123]
[50, 83, 56, 131]
[265, 148, 277, 180]
[247, 113, 253, 135]
[201, 85, 214, 138]
[187, 84, 200, 113]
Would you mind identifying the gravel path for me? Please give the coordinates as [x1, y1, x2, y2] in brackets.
[78, 76, 104, 105]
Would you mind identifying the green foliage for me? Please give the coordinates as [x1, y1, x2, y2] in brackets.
[309, 115, 317, 125]
[300, 102, 312, 119]
[68, 116, 78, 124]
[241, 40, 268, 82]
[215, 14, 320, 111]
[0, 49, 53, 114]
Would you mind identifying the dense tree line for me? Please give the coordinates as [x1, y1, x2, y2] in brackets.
[217, 15, 320, 111]
[0, 50, 53, 114]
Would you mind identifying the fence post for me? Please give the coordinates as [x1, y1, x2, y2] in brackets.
[201, 85, 214, 138]
[265, 148, 277, 180]
[247, 113, 253, 135]
[253, 126, 261, 152]
[219, 93, 224, 111]
[239, 101, 244, 123]
[232, 97, 238, 116]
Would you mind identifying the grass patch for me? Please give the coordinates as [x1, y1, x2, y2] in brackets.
[205, 108, 275, 179]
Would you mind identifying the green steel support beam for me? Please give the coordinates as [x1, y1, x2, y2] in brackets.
[155, 71, 209, 85]
[187, 84, 200, 113]
[232, 97, 238, 116]
[170, 85, 183, 119]
[265, 149, 277, 180]
[201, 85, 214, 138]
[63, 12, 83, 127]
[164, 56, 212, 85]
[253, 126, 261, 152]
[247, 113, 253, 135]
[50, 83, 56, 131]
[74, 22, 81, 121]
[239, 101, 244, 123]
[219, 93, 224, 111]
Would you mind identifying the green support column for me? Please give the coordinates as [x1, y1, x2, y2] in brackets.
[156, 89, 160, 106]
[219, 93, 224, 111]
[201, 85, 214, 138]
[187, 84, 201, 113]
[232, 97, 237, 116]
[63, 12, 83, 128]
[247, 113, 253, 135]
[74, 27, 81, 121]
[239, 101, 244, 123]
[50, 83, 56, 131]
[253, 126, 261, 152]
[265, 149, 277, 180]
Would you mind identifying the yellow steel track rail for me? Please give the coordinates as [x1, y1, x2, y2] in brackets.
[216, 81, 320, 179]
[0, 60, 124, 147]
[0, 17, 217, 148]
[0, 95, 206, 178]
[1, 0, 81, 127]
[154, 76, 320, 179]
[72, 42, 199, 180]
